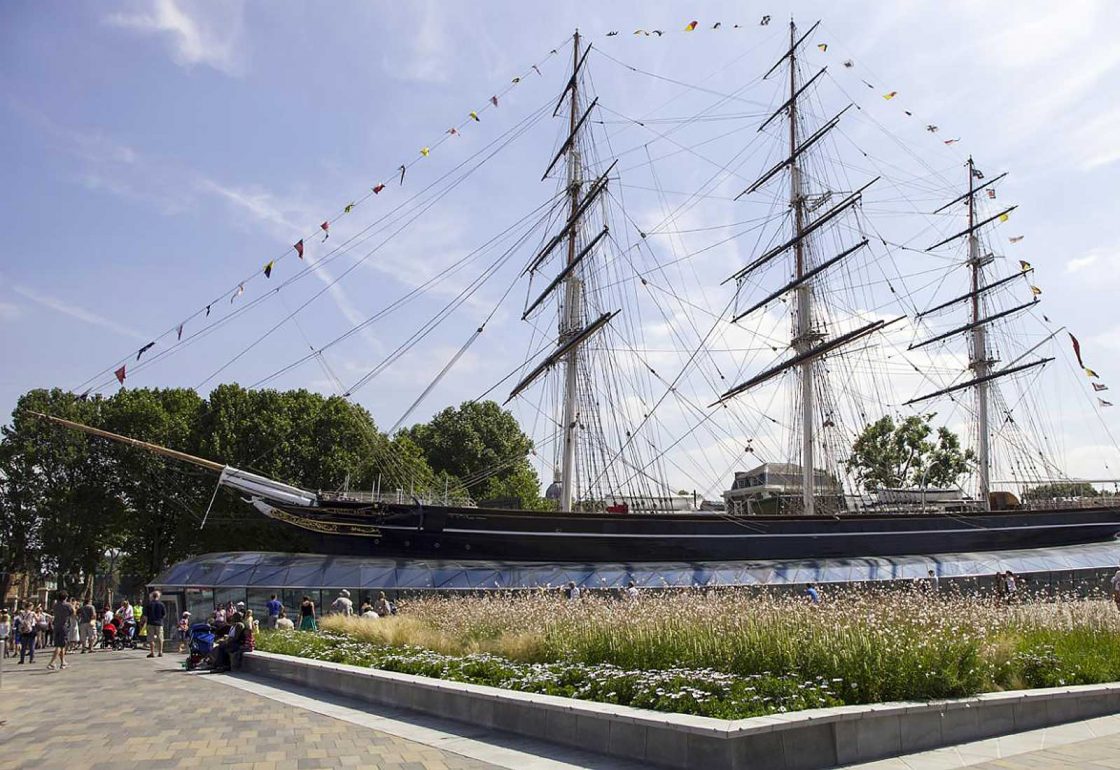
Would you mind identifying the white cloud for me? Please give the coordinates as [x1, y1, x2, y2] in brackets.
[1066, 254, 1098, 273]
[105, 0, 247, 76]
[13, 285, 147, 341]
[387, 0, 452, 83]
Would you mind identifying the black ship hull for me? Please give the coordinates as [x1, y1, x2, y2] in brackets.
[257, 499, 1120, 562]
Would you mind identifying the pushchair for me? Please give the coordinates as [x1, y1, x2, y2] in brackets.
[100, 621, 119, 650]
[185, 622, 216, 671]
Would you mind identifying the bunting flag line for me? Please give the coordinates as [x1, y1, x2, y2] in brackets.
[447, 127, 459, 136]
[1019, 260, 1032, 271]
[926, 125, 939, 132]
[712, 22, 722, 29]
[320, 221, 330, 240]
[344, 202, 355, 214]
[817, 43, 828, 52]
[1086, 368, 1100, 379]
[685, 20, 698, 31]
[1100, 398, 1114, 407]
[177, 323, 184, 341]
[883, 91, 898, 100]
[294, 239, 304, 259]
[264, 260, 274, 279]
[205, 304, 211, 317]
[420, 147, 430, 157]
[843, 59, 854, 68]
[373, 183, 385, 194]
[944, 138, 960, 145]
[1009, 235, 1024, 243]
[490, 95, 499, 107]
[115, 365, 126, 385]
[136, 342, 155, 361]
[231, 283, 244, 304]
[760, 15, 771, 25]
[511, 77, 520, 84]
[606, 30, 618, 36]
[532, 65, 541, 76]
[398, 165, 407, 184]
[1093, 383, 1109, 392]
[1069, 332, 1086, 368]
[986, 188, 996, 199]
[999, 213, 1010, 223]
[469, 111, 480, 122]
[1030, 285, 1042, 296]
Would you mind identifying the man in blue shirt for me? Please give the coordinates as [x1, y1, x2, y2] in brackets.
[804, 583, 821, 604]
[144, 591, 167, 658]
[266, 595, 282, 629]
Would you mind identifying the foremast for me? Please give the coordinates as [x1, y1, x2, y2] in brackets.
[966, 157, 992, 507]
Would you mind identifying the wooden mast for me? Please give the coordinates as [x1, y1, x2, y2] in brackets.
[967, 157, 992, 508]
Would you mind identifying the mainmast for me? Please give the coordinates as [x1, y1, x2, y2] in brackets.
[967, 157, 991, 508]
[787, 20, 815, 515]
[558, 29, 583, 513]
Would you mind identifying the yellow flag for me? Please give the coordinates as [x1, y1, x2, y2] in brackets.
[1019, 260, 1032, 272]
[469, 111, 479, 122]
[818, 43, 828, 52]
[344, 202, 355, 214]
[685, 20, 698, 31]
[420, 147, 430, 157]
[1086, 368, 1100, 378]
[1030, 285, 1042, 296]
[883, 91, 898, 100]
[999, 213, 1010, 223]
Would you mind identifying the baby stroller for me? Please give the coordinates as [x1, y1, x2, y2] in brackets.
[101, 621, 120, 650]
[185, 622, 216, 671]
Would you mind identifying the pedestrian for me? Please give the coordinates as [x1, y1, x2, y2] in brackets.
[565, 581, 581, 601]
[994, 571, 1006, 605]
[79, 596, 97, 653]
[625, 581, 639, 601]
[359, 602, 378, 619]
[214, 603, 227, 624]
[66, 598, 81, 652]
[275, 608, 295, 630]
[36, 603, 50, 649]
[927, 569, 940, 593]
[176, 612, 191, 653]
[373, 592, 392, 617]
[118, 599, 135, 642]
[266, 594, 282, 629]
[1111, 567, 1120, 611]
[144, 590, 167, 658]
[804, 583, 821, 604]
[299, 595, 317, 631]
[46, 591, 74, 670]
[330, 589, 353, 616]
[0, 611, 10, 659]
[17, 603, 37, 664]
[244, 609, 259, 636]
[1005, 571, 1018, 602]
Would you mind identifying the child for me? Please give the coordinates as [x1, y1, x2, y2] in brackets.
[0, 612, 10, 658]
[176, 611, 191, 653]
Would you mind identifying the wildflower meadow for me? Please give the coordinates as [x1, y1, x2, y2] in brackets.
[256, 584, 1120, 719]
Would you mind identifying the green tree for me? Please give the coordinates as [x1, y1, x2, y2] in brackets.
[846, 414, 975, 491]
[1022, 481, 1099, 501]
[404, 401, 542, 506]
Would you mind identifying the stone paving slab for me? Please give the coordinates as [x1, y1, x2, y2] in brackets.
[0, 648, 496, 770]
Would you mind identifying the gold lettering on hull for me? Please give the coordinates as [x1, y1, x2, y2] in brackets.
[262, 506, 382, 538]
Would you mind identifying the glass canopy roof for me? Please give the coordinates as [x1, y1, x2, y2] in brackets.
[152, 540, 1120, 591]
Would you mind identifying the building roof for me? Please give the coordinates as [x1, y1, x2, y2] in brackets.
[150, 540, 1120, 591]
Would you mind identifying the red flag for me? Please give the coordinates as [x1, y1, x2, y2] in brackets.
[320, 221, 329, 241]
[685, 20, 698, 31]
[1069, 332, 1086, 369]
[294, 239, 304, 259]
[177, 323, 183, 341]
[373, 183, 385, 194]
[114, 365, 126, 385]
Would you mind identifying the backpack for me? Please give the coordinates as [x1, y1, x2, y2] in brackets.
[20, 614, 36, 634]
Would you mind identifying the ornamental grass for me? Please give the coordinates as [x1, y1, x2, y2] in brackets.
[255, 584, 1120, 719]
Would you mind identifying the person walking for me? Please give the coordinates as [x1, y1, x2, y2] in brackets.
[266, 594, 282, 629]
[66, 598, 81, 652]
[144, 590, 167, 658]
[1110, 567, 1120, 611]
[0, 611, 10, 659]
[176, 612, 191, 653]
[78, 597, 97, 653]
[46, 591, 74, 670]
[275, 608, 295, 630]
[298, 595, 317, 631]
[17, 604, 37, 663]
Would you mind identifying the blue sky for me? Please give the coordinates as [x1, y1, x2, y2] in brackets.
[2, 0, 1119, 493]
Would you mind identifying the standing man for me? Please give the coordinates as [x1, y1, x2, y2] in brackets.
[46, 591, 74, 670]
[144, 590, 167, 658]
[17, 603, 36, 664]
[79, 596, 97, 653]
[266, 594, 282, 629]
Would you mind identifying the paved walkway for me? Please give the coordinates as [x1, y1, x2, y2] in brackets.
[0, 648, 497, 770]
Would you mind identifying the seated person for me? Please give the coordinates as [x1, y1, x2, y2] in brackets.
[211, 613, 250, 672]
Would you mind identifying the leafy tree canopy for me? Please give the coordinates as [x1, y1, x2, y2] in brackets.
[1022, 481, 1099, 500]
[846, 414, 975, 491]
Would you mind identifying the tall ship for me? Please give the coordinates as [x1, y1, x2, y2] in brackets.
[35, 21, 1120, 562]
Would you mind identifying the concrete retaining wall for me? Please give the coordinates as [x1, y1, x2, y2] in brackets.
[242, 651, 1120, 769]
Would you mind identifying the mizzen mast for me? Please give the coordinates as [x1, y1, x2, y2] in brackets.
[966, 157, 992, 508]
